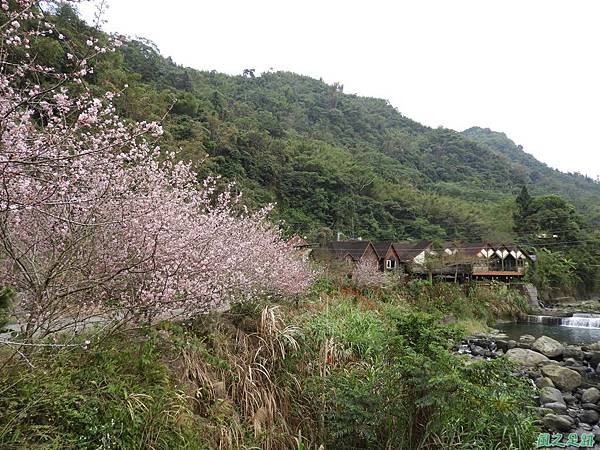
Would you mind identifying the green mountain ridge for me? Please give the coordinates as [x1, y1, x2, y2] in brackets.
[462, 127, 600, 225]
[47, 5, 600, 241]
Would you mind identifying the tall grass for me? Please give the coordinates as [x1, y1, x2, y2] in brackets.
[0, 280, 536, 449]
[0, 332, 201, 449]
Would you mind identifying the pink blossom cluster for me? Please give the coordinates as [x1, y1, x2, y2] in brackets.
[0, 1, 313, 335]
[351, 260, 387, 289]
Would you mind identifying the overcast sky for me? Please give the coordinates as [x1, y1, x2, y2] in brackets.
[79, 0, 600, 179]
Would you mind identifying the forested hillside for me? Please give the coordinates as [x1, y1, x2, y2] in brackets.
[463, 127, 600, 226]
[49, 6, 600, 242]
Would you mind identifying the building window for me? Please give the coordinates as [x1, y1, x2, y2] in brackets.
[386, 259, 396, 269]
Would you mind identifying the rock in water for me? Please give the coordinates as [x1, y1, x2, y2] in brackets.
[544, 402, 568, 414]
[535, 377, 555, 389]
[589, 351, 600, 369]
[539, 386, 565, 405]
[588, 342, 600, 351]
[563, 345, 584, 360]
[582, 387, 600, 404]
[532, 335, 565, 358]
[581, 410, 600, 425]
[541, 365, 582, 392]
[505, 348, 550, 366]
[519, 334, 536, 344]
[543, 414, 574, 432]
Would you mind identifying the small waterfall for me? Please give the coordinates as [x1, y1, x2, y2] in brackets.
[519, 313, 600, 329]
[561, 314, 600, 329]
[520, 315, 563, 326]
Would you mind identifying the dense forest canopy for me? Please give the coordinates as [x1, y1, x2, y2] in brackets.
[38, 5, 600, 246]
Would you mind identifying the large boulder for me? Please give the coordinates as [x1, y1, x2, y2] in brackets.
[544, 402, 567, 414]
[519, 334, 536, 344]
[535, 377, 555, 389]
[506, 348, 550, 366]
[532, 335, 565, 357]
[543, 414, 575, 432]
[582, 387, 600, 404]
[581, 410, 600, 425]
[583, 403, 600, 412]
[539, 386, 565, 405]
[563, 345, 585, 360]
[541, 365, 582, 392]
[588, 342, 600, 351]
[589, 351, 600, 369]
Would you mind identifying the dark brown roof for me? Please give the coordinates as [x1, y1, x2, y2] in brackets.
[310, 247, 335, 261]
[328, 240, 373, 261]
[393, 241, 431, 262]
[372, 241, 395, 259]
[287, 235, 309, 248]
[441, 241, 462, 250]
[461, 242, 492, 257]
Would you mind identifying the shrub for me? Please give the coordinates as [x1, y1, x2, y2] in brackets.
[303, 299, 388, 359]
[352, 260, 387, 289]
[386, 312, 537, 448]
[0, 286, 14, 330]
[0, 332, 203, 449]
[303, 308, 538, 449]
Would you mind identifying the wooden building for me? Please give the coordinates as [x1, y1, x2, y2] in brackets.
[372, 241, 402, 271]
[312, 238, 534, 282]
[393, 241, 433, 266]
[311, 240, 380, 270]
[287, 235, 314, 261]
[441, 242, 532, 281]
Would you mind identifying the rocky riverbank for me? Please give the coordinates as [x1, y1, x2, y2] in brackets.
[531, 299, 600, 316]
[457, 331, 600, 445]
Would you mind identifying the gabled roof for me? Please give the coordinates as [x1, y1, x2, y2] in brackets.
[458, 242, 533, 260]
[287, 235, 309, 248]
[372, 241, 395, 259]
[461, 242, 493, 257]
[441, 241, 462, 250]
[310, 247, 335, 261]
[393, 240, 432, 262]
[328, 240, 374, 261]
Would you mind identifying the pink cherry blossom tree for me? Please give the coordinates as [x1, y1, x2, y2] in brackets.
[0, 0, 313, 340]
[351, 260, 387, 289]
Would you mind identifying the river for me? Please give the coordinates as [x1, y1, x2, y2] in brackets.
[496, 313, 600, 345]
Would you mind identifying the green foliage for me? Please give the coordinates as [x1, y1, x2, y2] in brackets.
[518, 194, 583, 244]
[512, 188, 600, 296]
[393, 348, 536, 448]
[567, 234, 600, 295]
[0, 286, 14, 329]
[304, 299, 388, 358]
[399, 280, 529, 324]
[0, 280, 539, 450]
[306, 307, 538, 449]
[464, 127, 600, 227]
[528, 248, 579, 295]
[0, 333, 203, 449]
[32, 9, 600, 243]
[308, 272, 338, 296]
[388, 310, 463, 355]
[466, 282, 530, 320]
